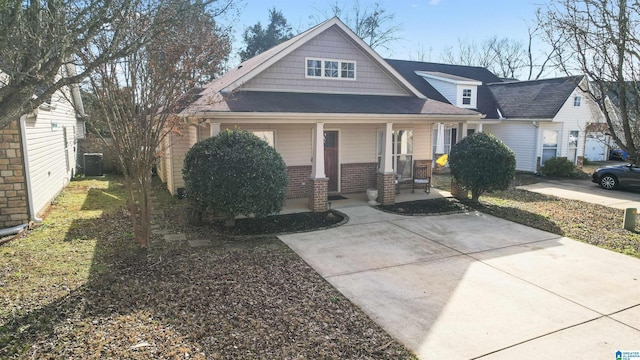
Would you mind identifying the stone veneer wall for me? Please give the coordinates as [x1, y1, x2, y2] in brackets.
[340, 163, 377, 194]
[286, 165, 312, 199]
[0, 121, 29, 228]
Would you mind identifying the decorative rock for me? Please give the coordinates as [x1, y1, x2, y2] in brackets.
[163, 233, 187, 242]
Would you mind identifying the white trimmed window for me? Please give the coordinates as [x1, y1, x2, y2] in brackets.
[377, 129, 414, 179]
[462, 89, 472, 105]
[306, 58, 356, 80]
[253, 131, 275, 148]
[573, 96, 581, 107]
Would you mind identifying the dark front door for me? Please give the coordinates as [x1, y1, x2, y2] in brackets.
[324, 131, 339, 192]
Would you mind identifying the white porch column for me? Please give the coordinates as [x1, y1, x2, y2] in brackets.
[380, 122, 394, 173]
[188, 124, 198, 146]
[477, 123, 483, 133]
[311, 122, 325, 178]
[458, 122, 468, 142]
[209, 121, 221, 137]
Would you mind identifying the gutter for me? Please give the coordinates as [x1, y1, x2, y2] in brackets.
[18, 114, 43, 224]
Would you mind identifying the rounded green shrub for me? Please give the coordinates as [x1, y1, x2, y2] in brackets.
[182, 129, 289, 226]
[449, 132, 516, 202]
[542, 157, 577, 177]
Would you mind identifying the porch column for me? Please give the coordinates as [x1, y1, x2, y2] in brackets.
[188, 124, 198, 146]
[209, 121, 221, 137]
[377, 122, 395, 205]
[308, 122, 328, 212]
[477, 123, 483, 133]
[458, 122, 468, 142]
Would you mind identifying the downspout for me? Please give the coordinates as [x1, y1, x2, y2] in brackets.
[19, 114, 43, 224]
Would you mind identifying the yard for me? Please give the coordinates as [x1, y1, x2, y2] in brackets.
[2, 171, 640, 359]
[0, 176, 414, 359]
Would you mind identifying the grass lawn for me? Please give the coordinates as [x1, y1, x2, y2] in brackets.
[0, 175, 414, 359]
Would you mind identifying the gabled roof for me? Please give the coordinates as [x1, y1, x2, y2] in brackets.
[488, 76, 584, 119]
[386, 59, 502, 119]
[181, 18, 432, 117]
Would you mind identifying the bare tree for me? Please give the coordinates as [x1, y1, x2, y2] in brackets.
[441, 37, 525, 79]
[313, 1, 402, 52]
[0, 0, 234, 130]
[539, 0, 640, 162]
[85, 1, 231, 248]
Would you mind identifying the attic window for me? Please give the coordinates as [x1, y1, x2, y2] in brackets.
[306, 58, 356, 80]
[573, 96, 581, 107]
[462, 89, 472, 105]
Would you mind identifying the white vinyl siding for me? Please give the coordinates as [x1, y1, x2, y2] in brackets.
[242, 26, 409, 96]
[553, 86, 592, 164]
[23, 86, 80, 215]
[485, 123, 537, 172]
[424, 78, 457, 104]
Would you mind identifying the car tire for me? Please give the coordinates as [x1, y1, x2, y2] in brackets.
[600, 175, 618, 190]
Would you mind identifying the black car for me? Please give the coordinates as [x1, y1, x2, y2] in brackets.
[592, 163, 640, 190]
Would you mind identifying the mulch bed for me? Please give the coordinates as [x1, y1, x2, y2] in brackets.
[212, 210, 347, 236]
[378, 197, 468, 216]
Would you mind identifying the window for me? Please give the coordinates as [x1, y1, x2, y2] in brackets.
[542, 130, 558, 165]
[305, 58, 356, 80]
[573, 96, 581, 107]
[324, 61, 339, 78]
[568, 130, 579, 163]
[306, 60, 321, 77]
[377, 129, 414, 178]
[462, 89, 472, 105]
[253, 131, 275, 148]
[341, 62, 355, 79]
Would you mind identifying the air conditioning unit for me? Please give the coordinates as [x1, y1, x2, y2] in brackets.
[84, 153, 104, 176]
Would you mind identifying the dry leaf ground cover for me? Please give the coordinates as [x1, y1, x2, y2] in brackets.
[432, 172, 640, 258]
[0, 176, 415, 359]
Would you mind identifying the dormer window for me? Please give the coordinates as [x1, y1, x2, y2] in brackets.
[574, 96, 581, 107]
[306, 58, 356, 80]
[462, 89, 472, 105]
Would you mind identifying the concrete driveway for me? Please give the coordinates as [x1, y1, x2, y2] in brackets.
[518, 178, 640, 210]
[279, 206, 640, 359]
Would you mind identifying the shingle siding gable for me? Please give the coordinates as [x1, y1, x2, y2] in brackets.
[241, 26, 410, 96]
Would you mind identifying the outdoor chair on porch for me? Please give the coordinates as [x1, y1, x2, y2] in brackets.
[413, 161, 432, 193]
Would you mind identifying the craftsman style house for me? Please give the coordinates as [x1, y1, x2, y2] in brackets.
[157, 18, 482, 211]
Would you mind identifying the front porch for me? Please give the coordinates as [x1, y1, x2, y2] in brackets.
[280, 187, 452, 214]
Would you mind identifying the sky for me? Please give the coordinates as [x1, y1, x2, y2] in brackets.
[224, 0, 550, 74]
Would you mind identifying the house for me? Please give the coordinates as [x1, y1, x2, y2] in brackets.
[486, 76, 601, 172]
[0, 64, 85, 231]
[157, 18, 483, 211]
[388, 59, 604, 172]
[387, 60, 502, 154]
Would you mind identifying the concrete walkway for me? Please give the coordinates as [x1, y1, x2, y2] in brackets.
[279, 206, 640, 359]
[518, 178, 640, 210]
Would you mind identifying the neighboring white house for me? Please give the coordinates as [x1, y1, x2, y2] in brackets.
[486, 76, 601, 172]
[388, 59, 605, 173]
[0, 64, 85, 230]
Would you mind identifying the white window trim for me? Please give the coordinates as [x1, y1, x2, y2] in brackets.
[377, 128, 414, 178]
[252, 130, 276, 149]
[573, 96, 582, 107]
[305, 57, 357, 81]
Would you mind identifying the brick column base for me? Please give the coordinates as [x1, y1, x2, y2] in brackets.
[307, 177, 328, 212]
[577, 156, 584, 169]
[376, 172, 396, 205]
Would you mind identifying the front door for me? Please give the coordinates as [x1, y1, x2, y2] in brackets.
[324, 131, 339, 192]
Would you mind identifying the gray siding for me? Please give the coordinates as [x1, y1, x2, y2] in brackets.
[242, 26, 410, 96]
